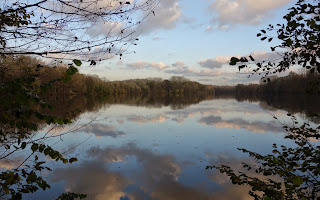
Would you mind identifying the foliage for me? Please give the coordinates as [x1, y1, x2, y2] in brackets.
[216, 72, 320, 97]
[56, 192, 87, 200]
[207, 118, 320, 200]
[0, 56, 82, 199]
[257, 72, 320, 95]
[229, 0, 320, 77]
[209, 1, 320, 199]
[213, 72, 320, 103]
[0, 0, 159, 198]
[0, 57, 215, 97]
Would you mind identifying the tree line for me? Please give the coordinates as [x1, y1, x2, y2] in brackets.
[214, 71, 320, 98]
[1, 56, 215, 97]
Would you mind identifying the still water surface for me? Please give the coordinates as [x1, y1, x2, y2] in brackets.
[24, 97, 318, 200]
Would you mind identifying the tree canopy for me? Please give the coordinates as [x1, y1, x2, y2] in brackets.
[209, 1, 320, 199]
[0, 0, 158, 60]
[230, 0, 319, 77]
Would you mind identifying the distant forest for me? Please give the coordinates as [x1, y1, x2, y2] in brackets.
[2, 55, 320, 127]
[214, 72, 320, 98]
[0, 56, 214, 97]
[2, 56, 319, 100]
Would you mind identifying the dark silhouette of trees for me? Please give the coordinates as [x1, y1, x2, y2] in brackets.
[256, 72, 320, 95]
[0, 56, 83, 199]
[207, 119, 320, 200]
[1, 56, 215, 97]
[209, 1, 320, 199]
[213, 72, 320, 98]
[229, 0, 319, 77]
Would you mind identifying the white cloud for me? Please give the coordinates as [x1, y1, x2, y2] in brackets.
[172, 61, 185, 67]
[249, 51, 280, 62]
[198, 56, 232, 69]
[78, 0, 181, 40]
[208, 0, 292, 28]
[165, 66, 222, 77]
[137, 0, 182, 35]
[127, 61, 168, 70]
[87, 21, 125, 37]
[198, 51, 280, 69]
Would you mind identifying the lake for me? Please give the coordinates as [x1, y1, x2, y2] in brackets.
[13, 95, 319, 200]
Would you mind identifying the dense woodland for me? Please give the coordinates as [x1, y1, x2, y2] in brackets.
[0, 56, 215, 97]
[2, 55, 319, 110]
[214, 71, 320, 98]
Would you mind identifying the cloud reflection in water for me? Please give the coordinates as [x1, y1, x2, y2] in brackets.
[51, 143, 257, 200]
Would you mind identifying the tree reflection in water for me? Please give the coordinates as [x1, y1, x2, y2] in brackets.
[208, 114, 320, 200]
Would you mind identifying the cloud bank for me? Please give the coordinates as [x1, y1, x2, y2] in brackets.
[137, 0, 182, 35]
[127, 61, 168, 70]
[198, 56, 232, 69]
[208, 0, 292, 29]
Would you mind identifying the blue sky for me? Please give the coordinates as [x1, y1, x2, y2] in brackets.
[79, 0, 296, 85]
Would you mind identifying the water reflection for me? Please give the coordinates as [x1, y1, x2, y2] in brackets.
[198, 115, 283, 133]
[52, 143, 181, 200]
[86, 124, 126, 138]
[25, 95, 320, 199]
[51, 143, 254, 200]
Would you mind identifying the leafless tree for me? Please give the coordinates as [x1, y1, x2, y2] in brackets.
[0, 0, 159, 61]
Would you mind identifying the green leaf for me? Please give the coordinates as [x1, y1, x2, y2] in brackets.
[240, 57, 248, 62]
[292, 176, 303, 186]
[229, 57, 239, 65]
[31, 143, 38, 152]
[286, 39, 293, 46]
[66, 66, 78, 76]
[44, 147, 51, 155]
[69, 157, 78, 163]
[21, 142, 27, 149]
[238, 65, 246, 71]
[278, 34, 285, 39]
[72, 59, 82, 66]
[63, 118, 71, 124]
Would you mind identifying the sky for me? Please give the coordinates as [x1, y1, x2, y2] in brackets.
[77, 0, 297, 85]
